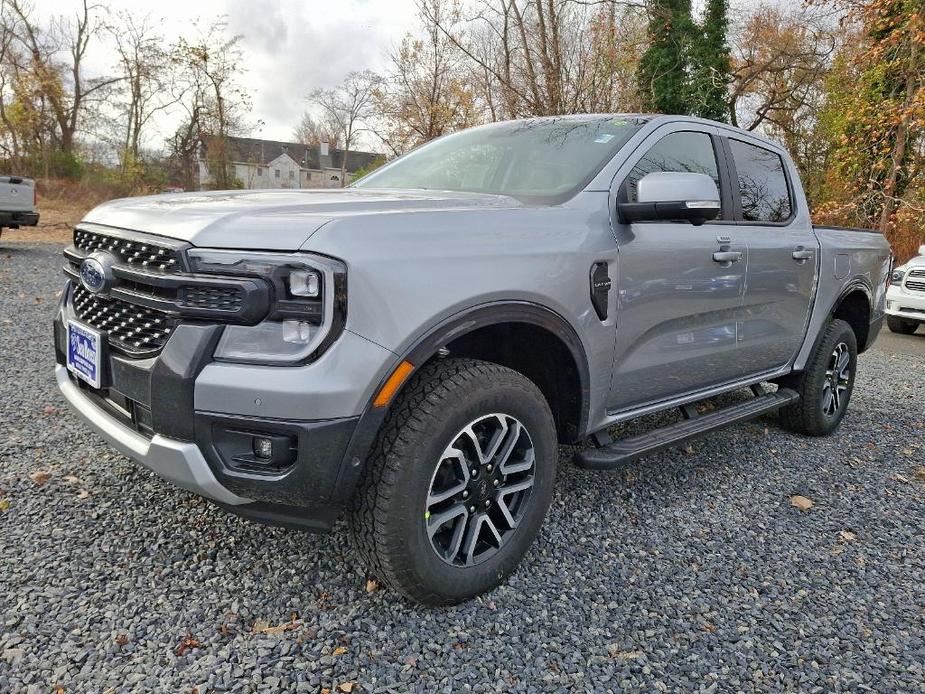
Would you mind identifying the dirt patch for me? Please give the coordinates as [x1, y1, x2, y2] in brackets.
[1, 200, 89, 245]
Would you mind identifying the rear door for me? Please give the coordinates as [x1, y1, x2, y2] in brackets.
[608, 125, 749, 411]
[721, 137, 817, 371]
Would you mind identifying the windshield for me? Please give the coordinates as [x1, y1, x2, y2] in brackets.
[354, 116, 646, 203]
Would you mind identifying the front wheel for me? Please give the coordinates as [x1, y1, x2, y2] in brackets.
[349, 358, 557, 605]
[777, 319, 857, 436]
[887, 315, 920, 335]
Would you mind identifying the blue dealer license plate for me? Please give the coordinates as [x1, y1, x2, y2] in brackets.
[67, 320, 103, 389]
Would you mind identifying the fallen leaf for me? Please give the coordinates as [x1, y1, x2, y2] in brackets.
[63, 475, 83, 485]
[790, 495, 813, 511]
[608, 646, 642, 660]
[891, 474, 910, 484]
[115, 634, 129, 646]
[0, 499, 9, 511]
[337, 683, 356, 693]
[29, 471, 51, 485]
[839, 530, 857, 542]
[77, 489, 91, 500]
[402, 655, 418, 667]
[42, 405, 57, 415]
[702, 622, 717, 633]
[333, 646, 348, 656]
[175, 634, 199, 656]
[365, 579, 379, 593]
[914, 467, 925, 481]
[252, 617, 301, 635]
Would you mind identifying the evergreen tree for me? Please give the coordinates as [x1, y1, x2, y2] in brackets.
[637, 0, 694, 114]
[690, 0, 731, 121]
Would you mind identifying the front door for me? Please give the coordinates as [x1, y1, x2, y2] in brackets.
[608, 128, 749, 412]
[723, 137, 817, 371]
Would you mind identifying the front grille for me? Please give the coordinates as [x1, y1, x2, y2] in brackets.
[72, 285, 174, 354]
[177, 285, 244, 311]
[905, 269, 925, 292]
[74, 228, 182, 272]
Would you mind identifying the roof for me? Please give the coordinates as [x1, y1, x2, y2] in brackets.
[207, 136, 380, 173]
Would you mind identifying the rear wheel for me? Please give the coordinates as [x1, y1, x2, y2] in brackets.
[887, 315, 920, 335]
[778, 319, 857, 436]
[349, 358, 557, 605]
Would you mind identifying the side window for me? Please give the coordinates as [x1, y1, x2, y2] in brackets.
[728, 139, 792, 223]
[624, 131, 720, 204]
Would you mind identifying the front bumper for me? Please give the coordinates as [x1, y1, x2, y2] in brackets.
[54, 282, 394, 530]
[886, 285, 925, 321]
[56, 365, 250, 506]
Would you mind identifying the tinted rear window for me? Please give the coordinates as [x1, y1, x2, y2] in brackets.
[728, 139, 792, 223]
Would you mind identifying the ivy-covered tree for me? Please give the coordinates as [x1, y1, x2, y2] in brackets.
[637, 0, 694, 114]
[814, 0, 924, 259]
[689, 0, 731, 121]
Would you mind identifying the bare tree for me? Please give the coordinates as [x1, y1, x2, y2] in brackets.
[4, 0, 117, 156]
[309, 70, 382, 186]
[171, 19, 249, 189]
[107, 11, 176, 176]
[293, 110, 341, 148]
[420, 0, 646, 120]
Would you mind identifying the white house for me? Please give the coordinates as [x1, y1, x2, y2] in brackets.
[197, 136, 380, 191]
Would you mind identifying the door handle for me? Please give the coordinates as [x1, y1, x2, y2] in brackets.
[712, 250, 742, 263]
[792, 247, 814, 261]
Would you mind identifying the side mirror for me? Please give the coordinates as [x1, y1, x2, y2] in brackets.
[919, 244, 925, 257]
[619, 172, 721, 226]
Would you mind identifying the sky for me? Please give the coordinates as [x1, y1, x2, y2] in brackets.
[39, 0, 420, 146]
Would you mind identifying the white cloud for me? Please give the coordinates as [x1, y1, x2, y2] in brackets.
[38, 0, 418, 146]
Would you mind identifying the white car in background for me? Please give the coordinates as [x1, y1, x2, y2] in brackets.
[886, 244, 925, 335]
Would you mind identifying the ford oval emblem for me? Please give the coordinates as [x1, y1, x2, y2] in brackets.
[79, 251, 116, 295]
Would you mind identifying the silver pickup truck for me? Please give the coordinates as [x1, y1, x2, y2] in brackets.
[0, 175, 39, 238]
[54, 115, 891, 604]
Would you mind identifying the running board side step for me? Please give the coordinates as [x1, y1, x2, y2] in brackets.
[575, 388, 800, 470]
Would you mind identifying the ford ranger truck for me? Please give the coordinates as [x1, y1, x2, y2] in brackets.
[54, 115, 891, 604]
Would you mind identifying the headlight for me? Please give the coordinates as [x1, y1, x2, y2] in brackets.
[891, 269, 905, 284]
[186, 249, 346, 364]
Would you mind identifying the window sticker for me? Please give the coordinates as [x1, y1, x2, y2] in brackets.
[595, 133, 615, 144]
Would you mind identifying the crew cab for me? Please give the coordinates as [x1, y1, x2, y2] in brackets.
[0, 175, 39, 238]
[54, 115, 891, 604]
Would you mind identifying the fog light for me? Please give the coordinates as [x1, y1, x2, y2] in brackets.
[253, 436, 274, 461]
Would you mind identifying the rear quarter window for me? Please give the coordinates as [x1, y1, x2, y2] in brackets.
[728, 139, 793, 223]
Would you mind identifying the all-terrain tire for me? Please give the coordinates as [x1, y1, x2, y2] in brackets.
[887, 315, 920, 335]
[777, 319, 857, 436]
[348, 358, 557, 605]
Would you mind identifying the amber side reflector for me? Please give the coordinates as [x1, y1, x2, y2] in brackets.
[373, 361, 415, 408]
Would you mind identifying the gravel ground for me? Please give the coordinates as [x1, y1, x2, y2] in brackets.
[2, 241, 925, 693]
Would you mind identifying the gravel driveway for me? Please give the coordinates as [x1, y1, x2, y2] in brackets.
[2, 241, 924, 693]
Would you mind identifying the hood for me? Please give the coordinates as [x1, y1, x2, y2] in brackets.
[82, 188, 522, 250]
